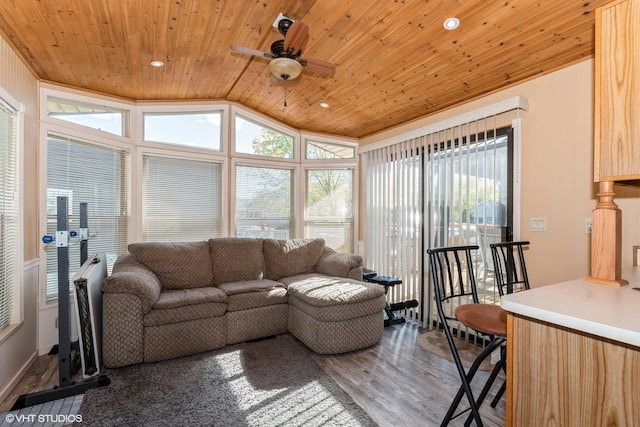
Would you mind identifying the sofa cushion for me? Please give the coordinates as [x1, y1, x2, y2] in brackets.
[263, 238, 325, 280]
[152, 287, 227, 310]
[209, 238, 264, 286]
[283, 273, 385, 307]
[128, 241, 213, 290]
[144, 287, 227, 327]
[217, 279, 284, 296]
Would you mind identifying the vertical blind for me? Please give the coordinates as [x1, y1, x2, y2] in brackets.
[46, 135, 129, 301]
[362, 139, 423, 323]
[142, 155, 223, 242]
[361, 99, 524, 327]
[0, 98, 18, 331]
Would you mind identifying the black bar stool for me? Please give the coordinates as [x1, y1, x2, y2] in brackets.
[427, 245, 507, 427]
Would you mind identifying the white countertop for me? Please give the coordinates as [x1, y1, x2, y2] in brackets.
[501, 268, 640, 347]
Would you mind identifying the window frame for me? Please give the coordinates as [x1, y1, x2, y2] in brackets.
[136, 146, 228, 243]
[231, 106, 300, 163]
[0, 87, 24, 340]
[137, 102, 228, 154]
[231, 158, 301, 240]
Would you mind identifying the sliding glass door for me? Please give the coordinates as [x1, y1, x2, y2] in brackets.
[362, 123, 514, 326]
[425, 127, 513, 306]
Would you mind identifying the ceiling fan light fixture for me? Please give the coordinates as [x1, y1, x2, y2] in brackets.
[269, 57, 302, 80]
[443, 17, 460, 30]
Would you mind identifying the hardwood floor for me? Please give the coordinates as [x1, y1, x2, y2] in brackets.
[1, 319, 506, 426]
[313, 320, 506, 427]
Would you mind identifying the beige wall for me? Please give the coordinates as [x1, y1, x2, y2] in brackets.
[0, 35, 40, 402]
[360, 59, 640, 287]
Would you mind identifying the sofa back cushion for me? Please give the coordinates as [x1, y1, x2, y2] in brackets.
[209, 238, 265, 286]
[128, 241, 213, 290]
[263, 238, 325, 280]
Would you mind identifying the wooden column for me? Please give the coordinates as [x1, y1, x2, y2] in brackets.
[587, 181, 628, 286]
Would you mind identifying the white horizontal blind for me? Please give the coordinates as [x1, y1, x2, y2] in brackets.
[0, 98, 18, 330]
[46, 135, 129, 301]
[235, 164, 294, 240]
[304, 168, 354, 252]
[142, 155, 223, 242]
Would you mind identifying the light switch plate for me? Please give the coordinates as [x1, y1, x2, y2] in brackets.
[529, 217, 547, 232]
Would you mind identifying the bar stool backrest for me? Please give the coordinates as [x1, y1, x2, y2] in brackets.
[427, 245, 480, 326]
[489, 241, 531, 297]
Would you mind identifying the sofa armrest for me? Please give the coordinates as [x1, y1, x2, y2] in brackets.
[315, 247, 363, 280]
[102, 254, 161, 313]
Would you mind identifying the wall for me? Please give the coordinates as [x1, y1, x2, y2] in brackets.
[360, 59, 640, 287]
[0, 35, 39, 402]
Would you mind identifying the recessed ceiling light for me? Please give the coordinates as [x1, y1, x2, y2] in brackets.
[443, 17, 460, 30]
[320, 102, 330, 108]
[150, 60, 164, 67]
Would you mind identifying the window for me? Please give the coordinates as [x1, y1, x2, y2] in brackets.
[306, 140, 355, 160]
[143, 111, 222, 151]
[235, 164, 294, 239]
[47, 96, 127, 136]
[235, 115, 294, 159]
[305, 168, 354, 252]
[46, 135, 129, 301]
[142, 155, 223, 242]
[0, 96, 19, 331]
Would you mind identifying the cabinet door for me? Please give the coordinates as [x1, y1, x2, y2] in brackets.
[595, 0, 640, 183]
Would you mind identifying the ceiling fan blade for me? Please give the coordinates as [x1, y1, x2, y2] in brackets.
[230, 45, 272, 59]
[283, 21, 309, 55]
[300, 58, 336, 75]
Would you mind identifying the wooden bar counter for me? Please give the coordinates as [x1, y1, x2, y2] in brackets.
[501, 269, 640, 427]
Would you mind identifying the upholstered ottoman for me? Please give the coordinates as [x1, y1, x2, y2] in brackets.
[282, 274, 386, 354]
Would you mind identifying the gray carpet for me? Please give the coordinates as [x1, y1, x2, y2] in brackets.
[77, 334, 376, 426]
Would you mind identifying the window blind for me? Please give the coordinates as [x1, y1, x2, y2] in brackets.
[46, 135, 129, 301]
[142, 155, 223, 242]
[0, 98, 18, 330]
[361, 100, 524, 327]
[235, 164, 294, 239]
[305, 168, 354, 252]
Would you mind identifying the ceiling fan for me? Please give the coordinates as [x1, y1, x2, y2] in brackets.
[231, 14, 336, 81]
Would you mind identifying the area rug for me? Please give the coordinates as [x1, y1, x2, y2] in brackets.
[416, 330, 492, 371]
[76, 334, 376, 426]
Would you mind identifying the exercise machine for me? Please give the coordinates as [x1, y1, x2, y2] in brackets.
[11, 197, 109, 409]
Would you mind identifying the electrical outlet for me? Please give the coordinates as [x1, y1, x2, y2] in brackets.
[55, 316, 59, 329]
[585, 218, 592, 234]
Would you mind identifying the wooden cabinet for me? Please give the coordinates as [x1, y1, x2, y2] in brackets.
[594, 0, 640, 184]
[507, 313, 640, 427]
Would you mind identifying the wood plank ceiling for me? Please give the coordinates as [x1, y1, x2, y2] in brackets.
[0, 0, 612, 138]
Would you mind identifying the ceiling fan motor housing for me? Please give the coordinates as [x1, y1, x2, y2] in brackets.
[277, 18, 293, 36]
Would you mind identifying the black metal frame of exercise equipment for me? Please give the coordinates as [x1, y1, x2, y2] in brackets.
[364, 269, 418, 326]
[11, 197, 110, 410]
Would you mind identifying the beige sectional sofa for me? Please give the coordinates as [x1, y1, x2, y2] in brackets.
[102, 237, 386, 368]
